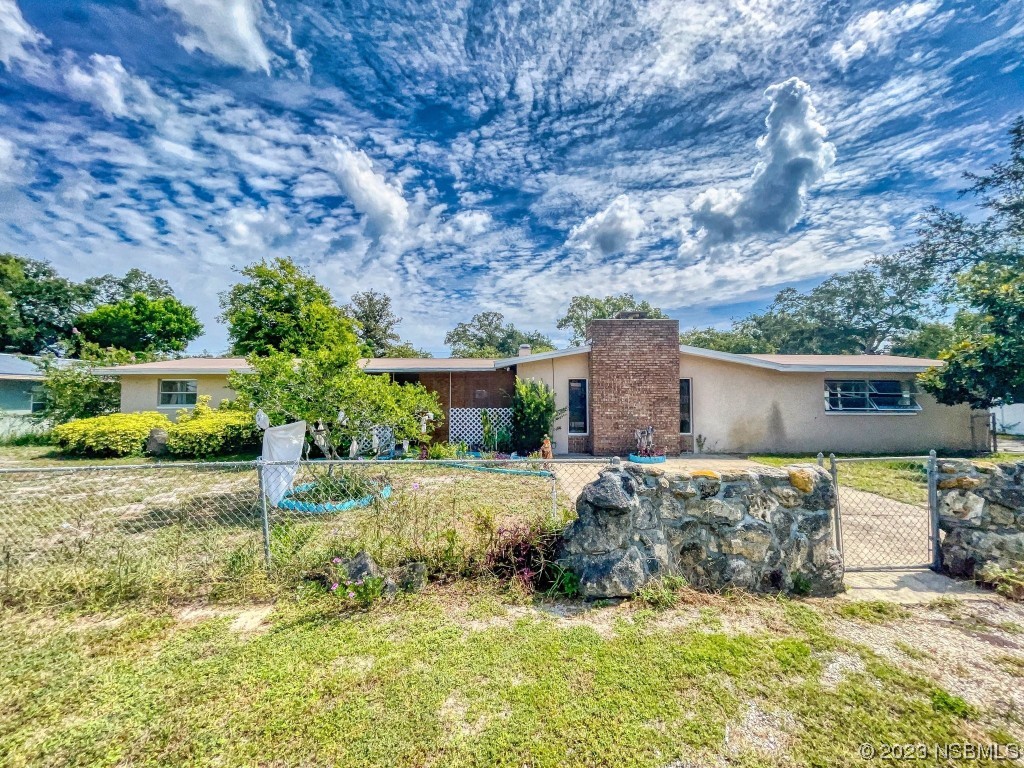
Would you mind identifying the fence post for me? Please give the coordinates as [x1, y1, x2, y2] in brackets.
[257, 461, 272, 574]
[991, 413, 998, 453]
[817, 452, 824, 467]
[928, 449, 941, 571]
[829, 453, 843, 557]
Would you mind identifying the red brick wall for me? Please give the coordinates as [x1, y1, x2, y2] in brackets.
[588, 318, 681, 456]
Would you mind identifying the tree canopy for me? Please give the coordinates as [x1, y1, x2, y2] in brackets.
[680, 253, 938, 356]
[75, 293, 203, 354]
[344, 290, 427, 357]
[917, 117, 1024, 407]
[556, 294, 668, 345]
[445, 311, 554, 358]
[219, 257, 359, 357]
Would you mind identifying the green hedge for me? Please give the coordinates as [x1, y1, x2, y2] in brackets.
[166, 400, 260, 458]
[52, 412, 172, 457]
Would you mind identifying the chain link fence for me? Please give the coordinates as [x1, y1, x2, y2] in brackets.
[826, 453, 939, 571]
[0, 458, 607, 607]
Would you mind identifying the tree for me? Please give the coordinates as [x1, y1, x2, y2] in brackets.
[228, 347, 442, 447]
[914, 118, 1024, 407]
[444, 311, 554, 358]
[219, 257, 358, 356]
[679, 327, 777, 354]
[556, 294, 668, 345]
[346, 290, 401, 357]
[380, 342, 432, 358]
[82, 268, 173, 305]
[0, 254, 91, 354]
[919, 265, 1024, 407]
[889, 321, 956, 359]
[76, 293, 203, 354]
[510, 377, 563, 454]
[34, 343, 146, 425]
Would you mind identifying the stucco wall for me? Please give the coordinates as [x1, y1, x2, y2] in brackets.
[516, 352, 590, 455]
[119, 374, 236, 420]
[679, 355, 984, 454]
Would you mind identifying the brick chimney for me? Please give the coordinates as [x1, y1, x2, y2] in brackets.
[587, 316, 681, 457]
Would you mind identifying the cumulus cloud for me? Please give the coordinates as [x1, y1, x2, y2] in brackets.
[691, 77, 836, 244]
[568, 194, 645, 254]
[63, 54, 167, 121]
[161, 0, 273, 74]
[829, 1, 943, 69]
[0, 0, 45, 71]
[326, 138, 410, 239]
[0, 136, 24, 183]
[221, 204, 292, 249]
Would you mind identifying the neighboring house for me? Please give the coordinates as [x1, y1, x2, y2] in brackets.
[98, 316, 991, 455]
[0, 354, 48, 437]
[994, 402, 1024, 435]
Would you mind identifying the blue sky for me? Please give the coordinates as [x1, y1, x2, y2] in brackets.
[0, 0, 1022, 355]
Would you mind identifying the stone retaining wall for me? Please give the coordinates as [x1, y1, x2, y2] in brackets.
[557, 459, 844, 598]
[936, 459, 1024, 578]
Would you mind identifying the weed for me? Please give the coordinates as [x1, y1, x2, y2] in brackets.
[635, 575, 688, 609]
[929, 689, 977, 719]
[894, 641, 929, 661]
[837, 600, 910, 624]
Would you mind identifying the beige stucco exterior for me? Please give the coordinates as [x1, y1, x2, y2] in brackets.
[119, 374, 236, 421]
[679, 354, 985, 454]
[516, 351, 590, 455]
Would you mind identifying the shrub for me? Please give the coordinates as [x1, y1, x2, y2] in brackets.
[511, 377, 564, 454]
[53, 412, 171, 457]
[165, 397, 260, 458]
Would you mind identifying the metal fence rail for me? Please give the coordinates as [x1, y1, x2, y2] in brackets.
[0, 458, 607, 606]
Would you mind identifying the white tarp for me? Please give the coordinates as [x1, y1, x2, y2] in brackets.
[260, 420, 306, 506]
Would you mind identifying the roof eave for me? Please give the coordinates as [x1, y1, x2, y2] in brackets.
[678, 345, 939, 374]
[493, 345, 592, 367]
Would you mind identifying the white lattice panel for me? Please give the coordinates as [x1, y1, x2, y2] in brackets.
[449, 408, 513, 446]
[356, 425, 395, 455]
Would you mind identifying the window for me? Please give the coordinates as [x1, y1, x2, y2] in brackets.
[392, 373, 420, 385]
[568, 379, 588, 434]
[159, 379, 198, 407]
[29, 389, 46, 414]
[824, 380, 920, 413]
[679, 379, 692, 434]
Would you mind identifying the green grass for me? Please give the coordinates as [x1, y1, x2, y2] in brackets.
[836, 600, 911, 624]
[0, 458, 582, 608]
[751, 454, 930, 504]
[0, 590, 1014, 768]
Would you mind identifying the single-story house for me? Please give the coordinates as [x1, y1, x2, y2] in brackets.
[97, 316, 991, 455]
[0, 353, 48, 437]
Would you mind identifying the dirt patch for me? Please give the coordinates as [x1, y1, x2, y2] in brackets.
[230, 607, 273, 634]
[726, 701, 796, 757]
[819, 651, 868, 689]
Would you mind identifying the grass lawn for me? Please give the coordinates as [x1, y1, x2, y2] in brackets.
[1, 586, 1021, 767]
[751, 453, 1024, 506]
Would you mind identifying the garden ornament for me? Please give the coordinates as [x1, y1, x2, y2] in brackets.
[541, 435, 553, 460]
[348, 437, 360, 458]
[255, 409, 271, 430]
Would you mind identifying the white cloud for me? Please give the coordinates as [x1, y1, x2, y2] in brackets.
[568, 194, 645, 255]
[326, 138, 410, 238]
[0, 136, 24, 183]
[691, 77, 836, 244]
[0, 0, 45, 71]
[830, 1, 944, 69]
[221, 204, 292, 249]
[161, 0, 273, 74]
[63, 54, 167, 121]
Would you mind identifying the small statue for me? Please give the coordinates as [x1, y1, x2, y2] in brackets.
[348, 437, 360, 458]
[540, 434, 553, 460]
[635, 425, 655, 457]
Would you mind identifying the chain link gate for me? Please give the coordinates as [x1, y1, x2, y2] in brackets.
[823, 451, 941, 571]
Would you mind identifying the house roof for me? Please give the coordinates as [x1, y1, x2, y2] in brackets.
[359, 358, 498, 373]
[0, 353, 76, 380]
[94, 347, 944, 378]
[94, 357, 251, 375]
[680, 345, 942, 373]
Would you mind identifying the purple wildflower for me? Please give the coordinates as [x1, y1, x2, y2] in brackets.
[332, 557, 342, 564]
[411, 482, 420, 491]
[330, 583, 339, 591]
[347, 591, 355, 599]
